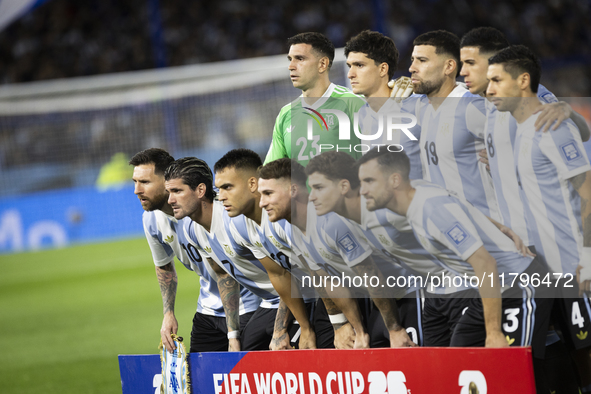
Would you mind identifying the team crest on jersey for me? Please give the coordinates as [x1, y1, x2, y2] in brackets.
[222, 244, 235, 257]
[378, 234, 391, 246]
[319, 248, 331, 260]
[325, 114, 335, 127]
[446, 224, 469, 246]
[338, 233, 359, 253]
[165, 235, 174, 243]
[440, 122, 450, 136]
[303, 251, 310, 258]
[254, 241, 263, 248]
[561, 142, 581, 161]
[204, 246, 212, 254]
[268, 235, 281, 248]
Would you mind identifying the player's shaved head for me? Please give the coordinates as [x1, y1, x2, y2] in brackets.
[413, 30, 461, 77]
[288, 32, 335, 69]
[258, 158, 307, 187]
[460, 27, 509, 55]
[357, 148, 410, 181]
[488, 45, 541, 93]
[129, 148, 174, 175]
[306, 151, 360, 189]
[344, 30, 399, 80]
[164, 157, 216, 201]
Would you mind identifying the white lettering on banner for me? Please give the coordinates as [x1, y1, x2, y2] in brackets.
[213, 371, 401, 394]
[153, 374, 162, 394]
[28, 220, 67, 249]
[286, 373, 297, 394]
[254, 373, 271, 394]
[272, 372, 286, 394]
[305, 108, 418, 142]
[0, 210, 24, 251]
[458, 371, 487, 394]
[214, 374, 224, 394]
[368, 371, 407, 394]
[231, 373, 241, 394]
[0, 209, 68, 251]
[309, 373, 322, 394]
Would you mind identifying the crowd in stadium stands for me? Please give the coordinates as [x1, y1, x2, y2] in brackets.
[0, 0, 589, 93]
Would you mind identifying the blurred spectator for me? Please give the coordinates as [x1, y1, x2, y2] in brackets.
[0, 0, 589, 87]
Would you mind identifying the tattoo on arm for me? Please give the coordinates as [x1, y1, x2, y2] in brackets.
[218, 275, 240, 332]
[274, 300, 292, 333]
[353, 259, 402, 331]
[156, 262, 177, 315]
[322, 297, 341, 315]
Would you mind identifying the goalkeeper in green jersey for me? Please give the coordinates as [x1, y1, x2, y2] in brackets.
[264, 32, 366, 167]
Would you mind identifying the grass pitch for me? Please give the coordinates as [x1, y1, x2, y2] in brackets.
[0, 238, 201, 393]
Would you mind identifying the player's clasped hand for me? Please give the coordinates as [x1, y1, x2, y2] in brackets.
[333, 322, 356, 349]
[486, 331, 510, 348]
[389, 328, 417, 348]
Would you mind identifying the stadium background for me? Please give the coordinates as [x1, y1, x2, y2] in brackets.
[0, 0, 589, 392]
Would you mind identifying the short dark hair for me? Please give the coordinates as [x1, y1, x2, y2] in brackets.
[288, 32, 335, 69]
[258, 158, 307, 187]
[460, 27, 509, 54]
[413, 30, 461, 77]
[306, 151, 360, 189]
[356, 148, 410, 181]
[164, 157, 216, 202]
[213, 149, 262, 175]
[344, 30, 399, 79]
[129, 148, 174, 175]
[488, 45, 541, 93]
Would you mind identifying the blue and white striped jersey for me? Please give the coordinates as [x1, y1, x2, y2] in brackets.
[484, 85, 557, 246]
[184, 200, 278, 308]
[359, 193, 468, 294]
[418, 84, 499, 219]
[514, 112, 591, 274]
[229, 210, 317, 301]
[229, 209, 293, 272]
[406, 182, 532, 286]
[143, 211, 228, 316]
[356, 96, 425, 180]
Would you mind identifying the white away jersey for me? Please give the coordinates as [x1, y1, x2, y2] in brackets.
[143, 211, 227, 316]
[406, 183, 532, 286]
[515, 113, 591, 274]
[419, 84, 499, 219]
[485, 85, 557, 246]
[184, 200, 279, 308]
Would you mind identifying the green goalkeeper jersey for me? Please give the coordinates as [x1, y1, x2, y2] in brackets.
[264, 83, 366, 167]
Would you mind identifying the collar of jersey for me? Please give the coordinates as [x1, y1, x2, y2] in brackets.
[298, 83, 336, 110]
[159, 210, 178, 223]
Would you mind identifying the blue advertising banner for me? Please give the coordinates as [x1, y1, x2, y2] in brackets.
[0, 184, 143, 253]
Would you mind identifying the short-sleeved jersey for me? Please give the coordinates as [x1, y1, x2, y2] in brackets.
[406, 183, 532, 288]
[143, 211, 259, 317]
[229, 210, 293, 272]
[184, 200, 280, 308]
[265, 83, 366, 167]
[229, 211, 317, 301]
[357, 96, 425, 179]
[419, 84, 499, 219]
[514, 112, 591, 274]
[359, 193, 467, 295]
[485, 85, 557, 246]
